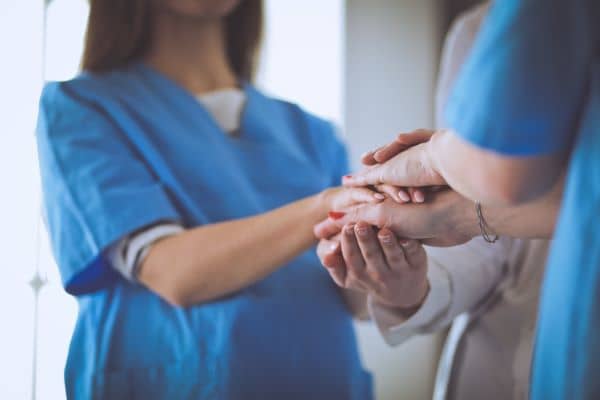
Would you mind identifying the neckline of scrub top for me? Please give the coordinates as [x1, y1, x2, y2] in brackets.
[134, 62, 268, 143]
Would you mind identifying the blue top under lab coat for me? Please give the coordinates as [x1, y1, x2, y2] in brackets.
[36, 63, 372, 400]
[445, 1, 600, 398]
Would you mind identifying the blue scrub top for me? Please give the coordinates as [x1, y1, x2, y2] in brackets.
[445, 1, 600, 398]
[36, 63, 372, 400]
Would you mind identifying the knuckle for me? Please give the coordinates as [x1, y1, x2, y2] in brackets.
[387, 254, 403, 265]
[373, 204, 386, 226]
[363, 248, 378, 260]
[369, 270, 384, 283]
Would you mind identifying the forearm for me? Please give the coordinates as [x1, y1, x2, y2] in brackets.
[452, 175, 563, 240]
[139, 194, 326, 307]
[428, 129, 565, 205]
[480, 175, 563, 238]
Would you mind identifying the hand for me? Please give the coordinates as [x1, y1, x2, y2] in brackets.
[374, 184, 427, 204]
[314, 189, 478, 247]
[361, 129, 434, 165]
[318, 186, 385, 214]
[364, 130, 435, 203]
[343, 129, 445, 188]
[318, 222, 429, 309]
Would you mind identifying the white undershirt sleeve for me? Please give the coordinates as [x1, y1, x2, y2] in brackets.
[107, 223, 184, 282]
[369, 237, 512, 346]
[368, 261, 453, 346]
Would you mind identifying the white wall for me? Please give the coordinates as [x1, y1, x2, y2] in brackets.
[345, 1, 446, 399]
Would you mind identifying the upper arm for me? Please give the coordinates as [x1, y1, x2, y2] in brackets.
[37, 82, 181, 294]
[441, 0, 599, 201]
[446, 0, 598, 156]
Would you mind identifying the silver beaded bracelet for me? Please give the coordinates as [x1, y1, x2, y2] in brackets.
[476, 202, 499, 243]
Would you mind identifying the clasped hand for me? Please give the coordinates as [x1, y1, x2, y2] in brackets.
[315, 129, 474, 312]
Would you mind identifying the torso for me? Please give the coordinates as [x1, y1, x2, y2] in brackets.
[58, 64, 372, 400]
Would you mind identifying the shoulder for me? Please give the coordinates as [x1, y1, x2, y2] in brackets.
[38, 66, 144, 138]
[445, 2, 490, 59]
[449, 2, 490, 42]
[249, 86, 342, 144]
[248, 86, 348, 173]
[40, 66, 140, 121]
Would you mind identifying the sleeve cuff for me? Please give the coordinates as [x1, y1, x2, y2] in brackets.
[368, 262, 453, 346]
[106, 222, 184, 282]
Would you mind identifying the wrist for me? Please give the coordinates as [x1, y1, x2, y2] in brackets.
[311, 189, 333, 221]
[457, 198, 481, 240]
[377, 280, 430, 318]
[424, 131, 445, 182]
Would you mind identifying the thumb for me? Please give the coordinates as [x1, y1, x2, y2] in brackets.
[342, 165, 388, 187]
[314, 218, 343, 239]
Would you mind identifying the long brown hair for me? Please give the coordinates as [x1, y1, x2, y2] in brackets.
[81, 0, 263, 81]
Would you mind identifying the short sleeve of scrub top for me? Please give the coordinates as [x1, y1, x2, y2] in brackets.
[36, 82, 181, 295]
[444, 0, 600, 156]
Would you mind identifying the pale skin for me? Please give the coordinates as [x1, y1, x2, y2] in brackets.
[343, 128, 566, 206]
[137, 1, 382, 308]
[315, 131, 563, 316]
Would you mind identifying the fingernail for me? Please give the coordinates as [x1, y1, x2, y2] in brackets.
[361, 151, 372, 159]
[379, 234, 393, 244]
[345, 224, 355, 235]
[328, 211, 346, 220]
[355, 224, 368, 236]
[330, 242, 340, 252]
[414, 191, 425, 203]
[374, 193, 385, 200]
[398, 191, 410, 202]
[343, 175, 353, 180]
[399, 239, 410, 246]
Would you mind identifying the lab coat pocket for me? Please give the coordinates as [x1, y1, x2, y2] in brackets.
[93, 356, 218, 400]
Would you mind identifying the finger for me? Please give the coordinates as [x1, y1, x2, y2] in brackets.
[354, 222, 389, 278]
[377, 228, 409, 272]
[375, 184, 409, 203]
[361, 146, 384, 166]
[349, 187, 386, 203]
[373, 130, 434, 163]
[314, 218, 343, 239]
[316, 239, 341, 266]
[342, 165, 388, 187]
[326, 203, 387, 232]
[408, 187, 425, 203]
[396, 129, 434, 145]
[328, 265, 347, 287]
[335, 187, 385, 208]
[341, 223, 366, 273]
[372, 140, 411, 164]
[399, 239, 427, 269]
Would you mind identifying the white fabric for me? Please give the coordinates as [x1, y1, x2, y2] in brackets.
[196, 88, 246, 134]
[108, 223, 184, 282]
[107, 89, 246, 281]
[370, 236, 511, 346]
[368, 260, 453, 345]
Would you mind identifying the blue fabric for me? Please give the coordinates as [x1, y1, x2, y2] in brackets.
[36, 63, 372, 400]
[445, 0, 600, 156]
[445, 1, 600, 398]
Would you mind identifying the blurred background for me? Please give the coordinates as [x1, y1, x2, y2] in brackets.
[0, 0, 479, 398]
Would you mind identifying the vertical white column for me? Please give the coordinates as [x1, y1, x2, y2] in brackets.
[344, 1, 446, 399]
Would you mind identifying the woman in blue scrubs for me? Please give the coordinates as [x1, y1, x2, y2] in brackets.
[36, 1, 377, 398]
